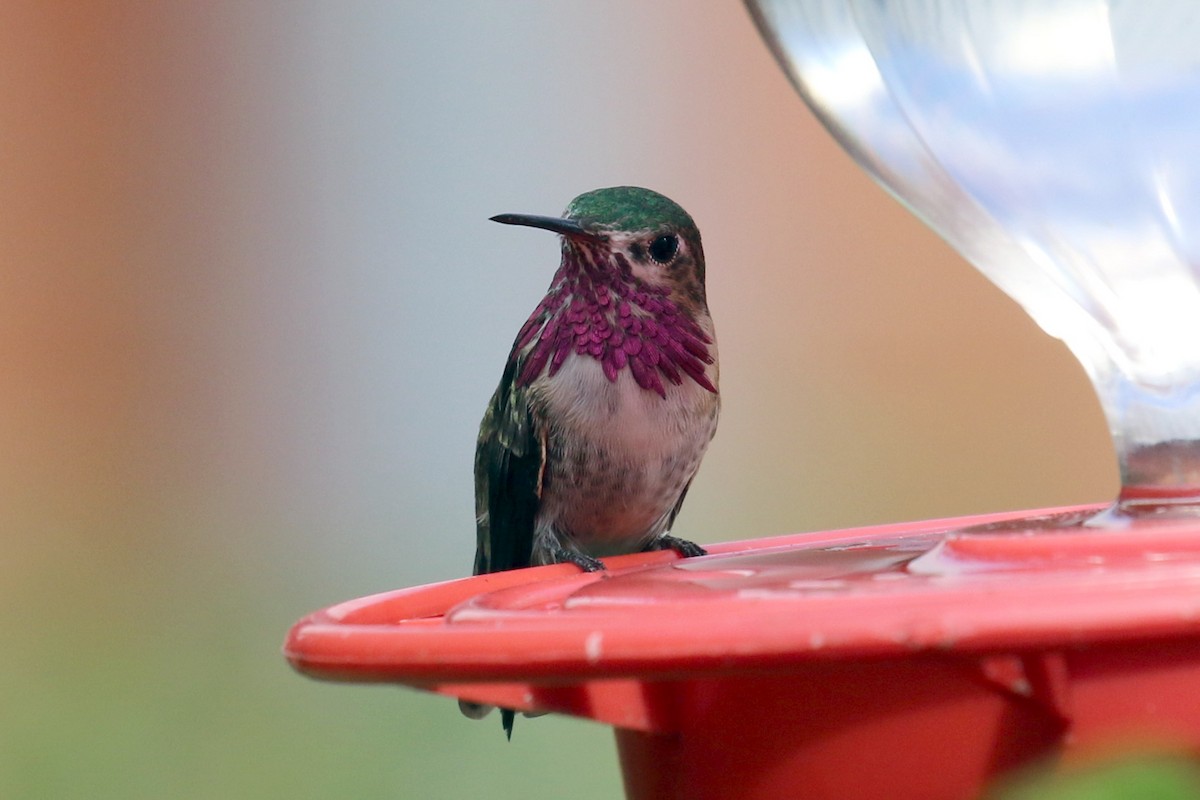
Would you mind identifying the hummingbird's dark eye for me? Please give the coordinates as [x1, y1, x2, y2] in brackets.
[648, 234, 679, 264]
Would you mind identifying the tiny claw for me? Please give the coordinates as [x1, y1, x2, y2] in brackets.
[553, 547, 606, 572]
[651, 535, 707, 559]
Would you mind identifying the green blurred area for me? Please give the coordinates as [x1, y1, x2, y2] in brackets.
[991, 755, 1200, 800]
[1, 529, 621, 799]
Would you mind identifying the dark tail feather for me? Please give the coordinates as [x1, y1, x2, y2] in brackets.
[502, 708, 515, 740]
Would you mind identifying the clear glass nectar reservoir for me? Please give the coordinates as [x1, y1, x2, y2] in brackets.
[747, 0, 1200, 507]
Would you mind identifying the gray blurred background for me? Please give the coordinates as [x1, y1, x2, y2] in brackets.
[2, 2, 1114, 798]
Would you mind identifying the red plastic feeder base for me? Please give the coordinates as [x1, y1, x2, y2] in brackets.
[285, 506, 1200, 799]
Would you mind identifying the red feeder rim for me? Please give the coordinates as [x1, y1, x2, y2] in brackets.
[285, 504, 1200, 733]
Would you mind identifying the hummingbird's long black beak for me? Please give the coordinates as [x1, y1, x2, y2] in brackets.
[490, 213, 595, 239]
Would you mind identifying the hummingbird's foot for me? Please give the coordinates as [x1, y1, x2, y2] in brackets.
[650, 535, 708, 559]
[552, 548, 606, 572]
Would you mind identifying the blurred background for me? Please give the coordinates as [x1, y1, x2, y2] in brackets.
[1, 2, 1115, 798]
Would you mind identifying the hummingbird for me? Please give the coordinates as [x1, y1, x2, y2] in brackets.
[460, 186, 720, 738]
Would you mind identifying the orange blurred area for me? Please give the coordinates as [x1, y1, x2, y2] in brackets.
[1, 2, 1114, 798]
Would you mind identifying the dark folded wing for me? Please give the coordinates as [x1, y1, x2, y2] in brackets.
[473, 355, 542, 575]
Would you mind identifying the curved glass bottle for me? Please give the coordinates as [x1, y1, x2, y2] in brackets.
[747, 0, 1200, 519]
